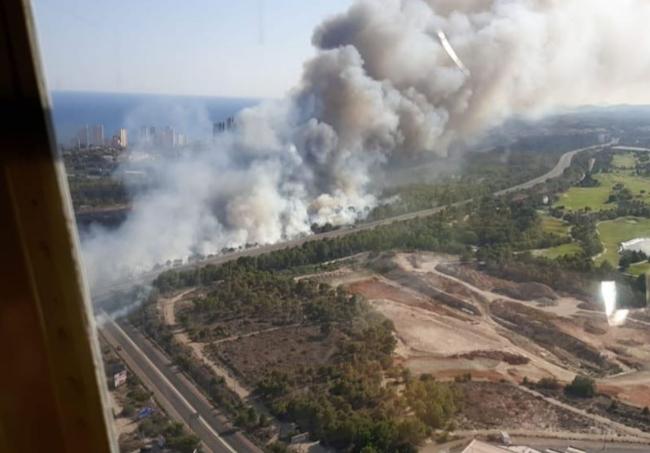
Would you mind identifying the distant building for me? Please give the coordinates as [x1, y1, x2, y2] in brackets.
[175, 133, 186, 147]
[213, 116, 236, 138]
[118, 128, 128, 148]
[90, 124, 104, 146]
[111, 128, 128, 149]
[160, 126, 175, 148]
[139, 126, 152, 145]
[77, 125, 89, 148]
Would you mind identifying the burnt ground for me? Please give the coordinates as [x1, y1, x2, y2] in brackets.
[456, 381, 606, 433]
[207, 325, 343, 387]
[530, 386, 650, 433]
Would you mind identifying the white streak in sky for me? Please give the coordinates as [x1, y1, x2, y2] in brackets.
[437, 30, 469, 76]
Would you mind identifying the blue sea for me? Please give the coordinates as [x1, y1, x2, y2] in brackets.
[50, 91, 260, 144]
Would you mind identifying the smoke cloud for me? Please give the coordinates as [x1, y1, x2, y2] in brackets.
[84, 0, 650, 291]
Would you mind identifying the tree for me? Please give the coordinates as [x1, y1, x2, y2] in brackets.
[166, 433, 200, 453]
[564, 375, 595, 398]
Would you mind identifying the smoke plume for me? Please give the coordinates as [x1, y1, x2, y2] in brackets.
[84, 0, 650, 291]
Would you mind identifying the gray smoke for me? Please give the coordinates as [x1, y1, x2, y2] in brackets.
[84, 0, 650, 291]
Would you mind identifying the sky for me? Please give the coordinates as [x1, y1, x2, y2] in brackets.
[33, 0, 353, 98]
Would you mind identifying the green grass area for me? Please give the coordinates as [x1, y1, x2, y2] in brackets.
[537, 242, 582, 259]
[611, 152, 637, 169]
[596, 217, 650, 265]
[555, 173, 650, 212]
[629, 261, 650, 276]
[540, 214, 571, 237]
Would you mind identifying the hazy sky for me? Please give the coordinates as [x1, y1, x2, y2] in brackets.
[33, 0, 353, 98]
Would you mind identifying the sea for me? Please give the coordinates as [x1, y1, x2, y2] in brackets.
[49, 91, 260, 145]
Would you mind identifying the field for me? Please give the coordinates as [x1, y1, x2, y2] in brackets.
[555, 173, 650, 212]
[538, 242, 582, 259]
[612, 152, 638, 169]
[596, 217, 650, 265]
[629, 261, 650, 276]
[540, 215, 571, 237]
[535, 215, 578, 257]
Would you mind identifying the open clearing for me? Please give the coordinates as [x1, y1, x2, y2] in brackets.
[629, 261, 650, 276]
[537, 242, 582, 259]
[555, 174, 650, 212]
[535, 215, 578, 257]
[596, 217, 650, 265]
[312, 252, 650, 412]
[540, 214, 571, 237]
[612, 152, 638, 169]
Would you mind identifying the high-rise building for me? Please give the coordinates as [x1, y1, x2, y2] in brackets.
[160, 126, 175, 148]
[139, 127, 150, 145]
[77, 125, 89, 148]
[175, 133, 186, 147]
[213, 116, 236, 139]
[90, 124, 104, 146]
[118, 128, 128, 148]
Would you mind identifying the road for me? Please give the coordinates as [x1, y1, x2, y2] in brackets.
[100, 315, 261, 453]
[93, 142, 611, 302]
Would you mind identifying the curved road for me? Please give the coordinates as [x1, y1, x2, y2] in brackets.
[94, 142, 611, 302]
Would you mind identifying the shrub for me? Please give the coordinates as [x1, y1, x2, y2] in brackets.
[564, 375, 595, 398]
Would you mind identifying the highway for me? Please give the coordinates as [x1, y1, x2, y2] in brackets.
[100, 315, 261, 453]
[93, 142, 611, 302]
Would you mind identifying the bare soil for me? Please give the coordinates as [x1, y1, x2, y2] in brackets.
[312, 252, 650, 411]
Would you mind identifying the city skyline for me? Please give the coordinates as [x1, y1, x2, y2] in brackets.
[69, 123, 193, 149]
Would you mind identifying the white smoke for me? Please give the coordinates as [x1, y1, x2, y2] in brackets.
[84, 0, 650, 291]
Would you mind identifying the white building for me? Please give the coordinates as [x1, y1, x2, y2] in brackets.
[118, 128, 128, 148]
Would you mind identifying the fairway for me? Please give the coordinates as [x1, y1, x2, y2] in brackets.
[629, 261, 650, 276]
[540, 214, 570, 237]
[596, 217, 650, 265]
[538, 242, 581, 259]
[554, 173, 650, 212]
[611, 152, 637, 169]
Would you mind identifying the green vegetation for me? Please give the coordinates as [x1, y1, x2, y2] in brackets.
[596, 217, 650, 265]
[564, 376, 596, 398]
[368, 143, 575, 221]
[612, 152, 637, 169]
[535, 215, 578, 257]
[139, 418, 200, 453]
[629, 261, 650, 276]
[555, 173, 650, 212]
[538, 242, 582, 259]
[152, 263, 457, 452]
[540, 215, 571, 237]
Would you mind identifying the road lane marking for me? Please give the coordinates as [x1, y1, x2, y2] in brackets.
[103, 315, 238, 453]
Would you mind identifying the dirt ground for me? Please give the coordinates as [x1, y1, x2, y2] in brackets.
[312, 252, 650, 409]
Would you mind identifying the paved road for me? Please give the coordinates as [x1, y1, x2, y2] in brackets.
[93, 142, 612, 302]
[100, 316, 261, 453]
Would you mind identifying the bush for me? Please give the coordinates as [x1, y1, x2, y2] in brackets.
[121, 403, 135, 417]
[165, 433, 200, 453]
[564, 375, 595, 398]
[536, 377, 562, 391]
